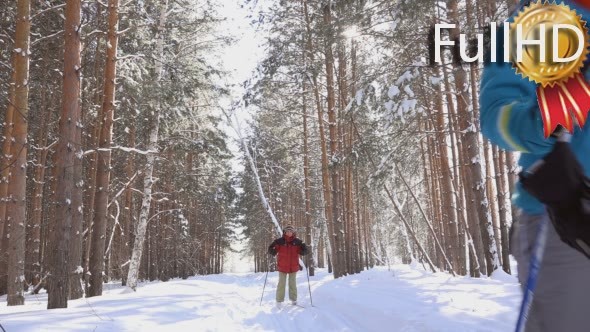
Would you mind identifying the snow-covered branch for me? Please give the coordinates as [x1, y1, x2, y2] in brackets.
[107, 171, 140, 209]
[105, 200, 121, 256]
[223, 104, 282, 237]
[32, 30, 64, 46]
[31, 4, 66, 20]
[83, 146, 157, 156]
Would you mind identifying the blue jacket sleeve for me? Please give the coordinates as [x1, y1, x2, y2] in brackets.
[479, 35, 555, 154]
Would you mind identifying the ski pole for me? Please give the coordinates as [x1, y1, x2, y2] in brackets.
[260, 259, 270, 306]
[514, 215, 549, 332]
[305, 264, 313, 307]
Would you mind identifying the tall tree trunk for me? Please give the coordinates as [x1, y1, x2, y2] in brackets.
[68, 117, 84, 300]
[303, 0, 334, 277]
[82, 16, 105, 290]
[48, 0, 81, 309]
[323, 3, 344, 278]
[121, 123, 136, 285]
[349, 40, 362, 274]
[42, 152, 59, 292]
[443, 61, 483, 277]
[354, 169, 364, 272]
[0, 57, 16, 296]
[68, 80, 84, 300]
[505, 151, 518, 225]
[483, 139, 502, 267]
[432, 74, 461, 273]
[421, 131, 441, 267]
[127, 0, 167, 290]
[88, 0, 119, 297]
[448, 0, 499, 275]
[302, 68, 315, 276]
[6, 0, 31, 306]
[340, 47, 356, 275]
[336, 32, 351, 275]
[26, 92, 50, 288]
[493, 146, 511, 273]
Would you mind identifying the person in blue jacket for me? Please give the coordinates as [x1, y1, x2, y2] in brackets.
[479, 1, 590, 330]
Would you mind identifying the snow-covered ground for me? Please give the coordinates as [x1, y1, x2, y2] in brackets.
[0, 264, 521, 332]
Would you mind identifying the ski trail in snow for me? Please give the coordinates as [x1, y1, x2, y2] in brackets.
[0, 266, 520, 332]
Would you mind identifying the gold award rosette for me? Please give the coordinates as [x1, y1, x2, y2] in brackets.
[511, 1, 590, 137]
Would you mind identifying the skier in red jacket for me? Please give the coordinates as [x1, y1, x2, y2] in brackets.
[268, 225, 308, 306]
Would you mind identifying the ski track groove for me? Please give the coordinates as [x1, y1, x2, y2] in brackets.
[0, 267, 518, 332]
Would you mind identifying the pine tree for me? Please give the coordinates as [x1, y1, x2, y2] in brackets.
[6, 0, 32, 306]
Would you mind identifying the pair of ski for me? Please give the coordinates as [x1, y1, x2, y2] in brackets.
[276, 303, 306, 309]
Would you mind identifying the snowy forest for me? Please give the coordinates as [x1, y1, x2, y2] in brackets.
[0, 0, 521, 311]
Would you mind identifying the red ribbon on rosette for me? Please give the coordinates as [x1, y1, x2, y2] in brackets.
[537, 73, 590, 137]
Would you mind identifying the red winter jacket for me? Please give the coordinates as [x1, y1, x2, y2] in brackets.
[268, 234, 307, 273]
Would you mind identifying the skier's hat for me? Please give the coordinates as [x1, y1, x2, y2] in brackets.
[283, 225, 295, 233]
